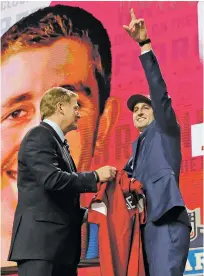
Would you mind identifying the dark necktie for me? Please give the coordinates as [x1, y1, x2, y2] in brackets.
[64, 139, 70, 154]
[63, 139, 75, 171]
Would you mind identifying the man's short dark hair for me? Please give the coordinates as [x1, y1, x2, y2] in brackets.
[1, 5, 112, 114]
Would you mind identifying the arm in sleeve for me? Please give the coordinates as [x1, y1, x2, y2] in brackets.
[24, 128, 97, 194]
[80, 207, 88, 224]
[139, 50, 180, 135]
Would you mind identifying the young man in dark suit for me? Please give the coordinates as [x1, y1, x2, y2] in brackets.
[8, 87, 116, 276]
[123, 9, 191, 276]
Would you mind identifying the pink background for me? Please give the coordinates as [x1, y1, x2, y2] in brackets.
[1, 1, 203, 274]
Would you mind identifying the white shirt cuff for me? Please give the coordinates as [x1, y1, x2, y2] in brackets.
[141, 50, 151, 55]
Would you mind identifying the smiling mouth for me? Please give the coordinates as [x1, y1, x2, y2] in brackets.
[137, 118, 146, 122]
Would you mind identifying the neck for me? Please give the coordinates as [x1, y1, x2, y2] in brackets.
[44, 116, 68, 135]
[138, 127, 145, 133]
[45, 116, 60, 126]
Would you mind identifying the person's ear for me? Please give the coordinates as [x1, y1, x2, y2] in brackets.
[94, 96, 120, 155]
[56, 102, 63, 115]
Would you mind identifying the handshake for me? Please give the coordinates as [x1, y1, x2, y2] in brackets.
[95, 166, 117, 183]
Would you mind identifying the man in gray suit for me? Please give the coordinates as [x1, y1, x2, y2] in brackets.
[123, 8, 191, 276]
[8, 87, 116, 276]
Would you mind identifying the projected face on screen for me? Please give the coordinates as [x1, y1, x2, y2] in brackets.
[1, 37, 100, 175]
[1, 5, 120, 266]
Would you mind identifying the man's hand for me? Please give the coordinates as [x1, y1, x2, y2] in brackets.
[95, 166, 117, 182]
[123, 8, 148, 43]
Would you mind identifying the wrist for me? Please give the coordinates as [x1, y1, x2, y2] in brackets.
[138, 38, 151, 46]
[140, 43, 152, 54]
[137, 38, 152, 53]
[94, 171, 100, 183]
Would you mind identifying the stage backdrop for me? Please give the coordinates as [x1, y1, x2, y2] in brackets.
[1, 1, 203, 275]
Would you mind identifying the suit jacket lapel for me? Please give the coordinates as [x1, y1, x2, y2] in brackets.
[139, 121, 155, 163]
[132, 138, 140, 168]
[68, 154, 77, 172]
[40, 122, 77, 172]
[132, 120, 156, 171]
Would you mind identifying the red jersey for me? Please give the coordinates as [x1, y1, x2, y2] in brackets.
[88, 171, 146, 276]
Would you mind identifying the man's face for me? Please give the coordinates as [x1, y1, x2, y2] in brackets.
[133, 102, 154, 132]
[61, 97, 80, 132]
[1, 37, 120, 265]
[1, 38, 100, 182]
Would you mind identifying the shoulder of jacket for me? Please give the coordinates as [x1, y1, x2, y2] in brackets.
[22, 124, 54, 146]
[27, 124, 50, 136]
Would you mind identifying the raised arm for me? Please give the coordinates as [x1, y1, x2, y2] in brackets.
[123, 8, 179, 135]
[139, 50, 179, 134]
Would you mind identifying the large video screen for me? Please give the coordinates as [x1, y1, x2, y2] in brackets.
[1, 1, 203, 275]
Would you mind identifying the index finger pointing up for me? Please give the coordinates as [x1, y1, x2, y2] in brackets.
[130, 8, 137, 20]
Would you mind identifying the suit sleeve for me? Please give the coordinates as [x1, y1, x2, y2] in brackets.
[23, 127, 97, 194]
[80, 207, 88, 224]
[139, 51, 180, 135]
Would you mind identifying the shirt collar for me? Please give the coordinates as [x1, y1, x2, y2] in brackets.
[43, 119, 65, 142]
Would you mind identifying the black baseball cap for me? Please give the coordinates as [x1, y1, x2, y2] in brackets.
[127, 94, 151, 111]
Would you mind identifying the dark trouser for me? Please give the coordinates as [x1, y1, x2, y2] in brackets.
[17, 260, 78, 276]
[141, 220, 190, 276]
